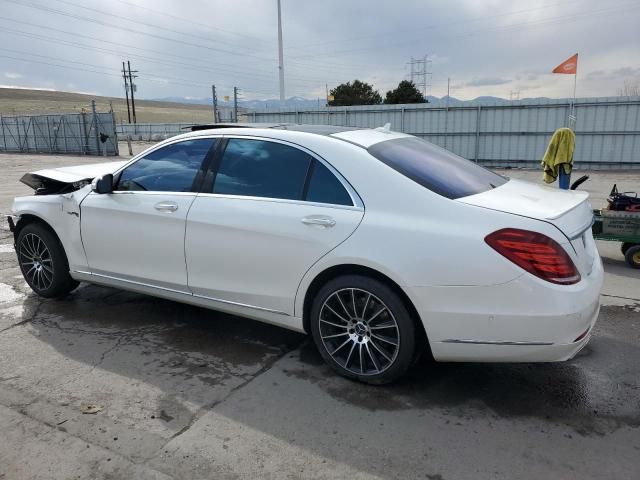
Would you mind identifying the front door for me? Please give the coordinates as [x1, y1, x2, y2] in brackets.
[80, 137, 217, 292]
[185, 137, 364, 315]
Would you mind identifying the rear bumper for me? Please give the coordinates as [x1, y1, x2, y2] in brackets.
[405, 255, 603, 363]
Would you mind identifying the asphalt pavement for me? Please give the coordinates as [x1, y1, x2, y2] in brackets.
[0, 148, 638, 479]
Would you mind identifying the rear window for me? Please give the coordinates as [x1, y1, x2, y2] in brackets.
[368, 137, 508, 199]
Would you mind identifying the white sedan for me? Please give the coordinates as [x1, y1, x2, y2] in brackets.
[8, 125, 603, 384]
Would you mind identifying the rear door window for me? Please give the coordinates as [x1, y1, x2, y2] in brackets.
[305, 161, 353, 206]
[368, 137, 508, 199]
[212, 139, 311, 200]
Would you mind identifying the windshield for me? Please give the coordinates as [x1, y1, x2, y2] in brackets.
[368, 136, 508, 199]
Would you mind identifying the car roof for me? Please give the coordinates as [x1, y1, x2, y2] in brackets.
[180, 123, 409, 148]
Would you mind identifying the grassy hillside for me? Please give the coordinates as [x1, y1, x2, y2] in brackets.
[0, 87, 218, 123]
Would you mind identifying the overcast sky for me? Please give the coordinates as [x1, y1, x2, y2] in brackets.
[0, 0, 639, 101]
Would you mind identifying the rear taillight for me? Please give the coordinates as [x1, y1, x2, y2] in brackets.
[485, 228, 580, 285]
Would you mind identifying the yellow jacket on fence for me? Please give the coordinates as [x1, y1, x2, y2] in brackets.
[541, 127, 575, 183]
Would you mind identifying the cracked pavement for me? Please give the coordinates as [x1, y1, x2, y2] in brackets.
[0, 150, 639, 479]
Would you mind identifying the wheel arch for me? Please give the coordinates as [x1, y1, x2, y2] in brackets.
[13, 214, 64, 248]
[301, 263, 430, 354]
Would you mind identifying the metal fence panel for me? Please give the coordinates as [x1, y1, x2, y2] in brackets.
[0, 109, 118, 156]
[248, 96, 640, 169]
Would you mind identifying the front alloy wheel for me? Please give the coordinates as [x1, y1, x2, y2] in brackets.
[311, 275, 417, 384]
[16, 222, 79, 298]
[18, 232, 55, 291]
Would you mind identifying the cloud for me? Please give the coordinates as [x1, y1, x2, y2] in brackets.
[466, 77, 511, 87]
[4, 72, 22, 79]
[613, 67, 640, 77]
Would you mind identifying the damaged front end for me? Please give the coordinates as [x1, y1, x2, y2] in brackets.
[20, 173, 93, 196]
[19, 160, 127, 196]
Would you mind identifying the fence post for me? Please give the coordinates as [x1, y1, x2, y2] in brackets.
[80, 113, 88, 155]
[62, 116, 68, 153]
[91, 100, 101, 155]
[45, 115, 53, 153]
[16, 117, 21, 152]
[0, 115, 5, 152]
[400, 107, 405, 132]
[109, 101, 119, 156]
[474, 105, 481, 163]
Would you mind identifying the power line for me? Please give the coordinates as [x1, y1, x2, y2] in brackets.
[3, 0, 276, 62]
[0, 17, 334, 88]
[48, 0, 270, 54]
[289, 1, 640, 60]
[111, 0, 266, 43]
[287, 0, 585, 52]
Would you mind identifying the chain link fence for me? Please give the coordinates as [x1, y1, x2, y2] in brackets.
[0, 102, 118, 156]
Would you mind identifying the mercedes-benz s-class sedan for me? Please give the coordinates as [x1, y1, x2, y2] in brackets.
[8, 124, 603, 383]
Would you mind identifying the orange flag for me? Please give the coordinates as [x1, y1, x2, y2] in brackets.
[552, 54, 578, 74]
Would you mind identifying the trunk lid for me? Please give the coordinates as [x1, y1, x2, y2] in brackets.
[459, 178, 597, 276]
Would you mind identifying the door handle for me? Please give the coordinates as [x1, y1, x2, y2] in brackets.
[301, 215, 336, 227]
[154, 201, 179, 213]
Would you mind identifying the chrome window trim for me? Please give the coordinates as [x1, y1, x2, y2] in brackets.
[111, 134, 224, 178]
[216, 135, 365, 209]
[195, 192, 363, 212]
[108, 191, 198, 196]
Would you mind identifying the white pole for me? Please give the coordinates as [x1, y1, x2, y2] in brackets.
[277, 0, 285, 106]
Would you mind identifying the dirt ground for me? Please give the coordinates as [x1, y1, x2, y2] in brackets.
[0, 146, 639, 479]
[0, 88, 216, 124]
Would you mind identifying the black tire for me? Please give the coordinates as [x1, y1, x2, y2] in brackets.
[310, 274, 417, 385]
[621, 242, 634, 255]
[16, 222, 79, 298]
[625, 245, 640, 269]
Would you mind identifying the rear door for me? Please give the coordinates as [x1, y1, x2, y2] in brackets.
[185, 136, 364, 316]
[80, 137, 217, 292]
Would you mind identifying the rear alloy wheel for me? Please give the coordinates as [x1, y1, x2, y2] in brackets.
[625, 245, 640, 269]
[310, 275, 416, 384]
[17, 223, 79, 298]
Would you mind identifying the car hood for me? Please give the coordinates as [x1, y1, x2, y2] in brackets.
[20, 161, 127, 192]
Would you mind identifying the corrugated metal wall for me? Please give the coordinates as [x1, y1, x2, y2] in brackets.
[249, 97, 640, 169]
[116, 122, 197, 141]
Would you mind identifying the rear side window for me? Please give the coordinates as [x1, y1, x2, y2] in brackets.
[368, 137, 508, 199]
[117, 138, 215, 192]
[305, 161, 353, 206]
[213, 139, 311, 200]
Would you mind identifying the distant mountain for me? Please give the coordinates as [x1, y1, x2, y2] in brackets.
[153, 95, 553, 110]
[153, 95, 323, 110]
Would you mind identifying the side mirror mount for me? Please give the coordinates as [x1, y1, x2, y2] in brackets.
[91, 173, 114, 194]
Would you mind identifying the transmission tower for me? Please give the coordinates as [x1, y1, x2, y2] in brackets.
[408, 55, 432, 97]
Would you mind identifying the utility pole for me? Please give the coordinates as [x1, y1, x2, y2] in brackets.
[211, 85, 218, 123]
[277, 0, 285, 106]
[127, 61, 138, 124]
[233, 87, 239, 123]
[121, 61, 131, 123]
